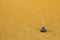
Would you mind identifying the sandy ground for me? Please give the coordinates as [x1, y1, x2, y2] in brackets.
[0, 0, 60, 40]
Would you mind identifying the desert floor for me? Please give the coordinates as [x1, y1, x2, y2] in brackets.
[0, 0, 60, 40]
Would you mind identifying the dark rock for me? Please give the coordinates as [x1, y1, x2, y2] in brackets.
[40, 26, 47, 32]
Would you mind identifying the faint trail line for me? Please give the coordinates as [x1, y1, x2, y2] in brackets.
[30, 9, 46, 26]
[20, 4, 46, 26]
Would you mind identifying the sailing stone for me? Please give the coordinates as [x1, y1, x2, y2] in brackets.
[40, 26, 47, 32]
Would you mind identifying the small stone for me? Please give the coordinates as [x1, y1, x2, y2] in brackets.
[40, 26, 47, 32]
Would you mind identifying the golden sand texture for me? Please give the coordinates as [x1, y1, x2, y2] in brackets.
[0, 0, 60, 40]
